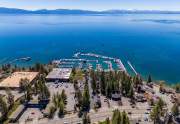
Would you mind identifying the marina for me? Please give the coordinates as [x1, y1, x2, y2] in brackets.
[0, 13, 180, 83]
[52, 52, 127, 72]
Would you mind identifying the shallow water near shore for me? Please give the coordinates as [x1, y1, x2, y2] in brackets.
[0, 14, 180, 84]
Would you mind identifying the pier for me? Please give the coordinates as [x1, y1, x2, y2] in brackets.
[127, 61, 138, 75]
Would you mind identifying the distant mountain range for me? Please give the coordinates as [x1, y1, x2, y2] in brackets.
[0, 7, 180, 14]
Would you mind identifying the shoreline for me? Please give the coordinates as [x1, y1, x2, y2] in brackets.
[0, 59, 179, 85]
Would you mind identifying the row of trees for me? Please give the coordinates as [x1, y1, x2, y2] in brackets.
[150, 98, 165, 124]
[0, 63, 50, 74]
[90, 70, 142, 99]
[34, 75, 50, 101]
[98, 109, 130, 124]
[0, 97, 8, 122]
[74, 77, 90, 115]
[49, 90, 67, 118]
[19, 75, 50, 102]
[150, 98, 180, 123]
[0, 87, 19, 123]
[112, 109, 130, 124]
[82, 109, 130, 124]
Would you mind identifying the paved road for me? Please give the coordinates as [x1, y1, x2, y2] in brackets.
[24, 106, 151, 124]
[87, 76, 94, 109]
[153, 85, 173, 112]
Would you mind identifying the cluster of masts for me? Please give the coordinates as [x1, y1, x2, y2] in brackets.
[52, 52, 129, 72]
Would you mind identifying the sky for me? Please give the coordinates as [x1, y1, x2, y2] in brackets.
[0, 0, 180, 11]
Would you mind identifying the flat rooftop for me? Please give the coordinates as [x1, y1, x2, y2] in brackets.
[0, 72, 38, 88]
[46, 68, 72, 80]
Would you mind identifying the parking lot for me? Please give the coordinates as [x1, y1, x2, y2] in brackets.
[19, 108, 43, 123]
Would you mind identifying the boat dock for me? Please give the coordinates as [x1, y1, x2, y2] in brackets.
[127, 61, 138, 75]
[52, 52, 127, 72]
[104, 61, 113, 71]
[8, 57, 31, 64]
[115, 59, 126, 72]
[79, 53, 115, 60]
[73, 52, 81, 58]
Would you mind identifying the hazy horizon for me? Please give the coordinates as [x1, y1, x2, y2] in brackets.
[0, 0, 180, 11]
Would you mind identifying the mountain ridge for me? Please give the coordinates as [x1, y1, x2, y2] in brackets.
[0, 7, 180, 14]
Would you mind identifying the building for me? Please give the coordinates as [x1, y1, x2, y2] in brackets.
[0, 72, 38, 89]
[46, 68, 72, 82]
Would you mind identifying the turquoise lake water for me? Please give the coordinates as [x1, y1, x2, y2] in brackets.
[0, 14, 180, 84]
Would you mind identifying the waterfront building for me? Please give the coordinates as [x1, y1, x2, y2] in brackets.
[46, 68, 72, 82]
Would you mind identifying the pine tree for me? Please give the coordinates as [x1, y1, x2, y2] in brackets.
[147, 75, 152, 83]
[76, 90, 83, 109]
[52, 94, 58, 108]
[82, 84, 90, 111]
[0, 97, 8, 121]
[171, 103, 179, 116]
[82, 113, 91, 124]
[122, 111, 130, 124]
[174, 84, 180, 93]
[100, 71, 106, 95]
[58, 100, 65, 117]
[128, 86, 134, 100]
[91, 75, 97, 94]
[61, 89, 67, 104]
[157, 98, 164, 111]
[150, 105, 160, 124]
[48, 106, 56, 119]
[6, 88, 14, 108]
[112, 110, 129, 124]
[19, 78, 29, 92]
[150, 98, 165, 124]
